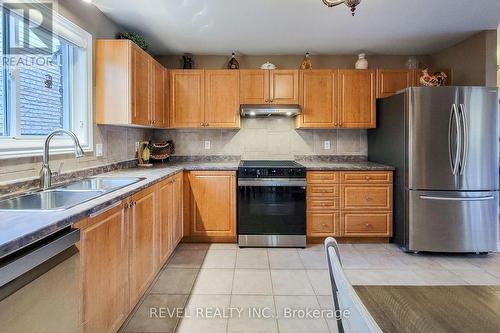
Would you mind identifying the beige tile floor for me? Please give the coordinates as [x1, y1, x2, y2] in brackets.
[120, 243, 500, 333]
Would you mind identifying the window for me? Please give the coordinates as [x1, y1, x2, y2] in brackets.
[0, 2, 92, 158]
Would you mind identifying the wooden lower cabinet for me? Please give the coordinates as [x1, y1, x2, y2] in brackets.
[184, 171, 236, 241]
[77, 201, 129, 333]
[157, 172, 183, 268]
[75, 171, 197, 332]
[307, 171, 393, 239]
[341, 211, 392, 237]
[307, 211, 340, 237]
[129, 186, 157, 307]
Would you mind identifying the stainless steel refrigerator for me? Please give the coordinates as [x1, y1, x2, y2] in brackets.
[369, 87, 499, 253]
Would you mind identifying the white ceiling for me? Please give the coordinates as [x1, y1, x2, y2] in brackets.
[93, 0, 500, 56]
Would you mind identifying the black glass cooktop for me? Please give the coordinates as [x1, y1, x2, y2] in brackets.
[239, 160, 304, 168]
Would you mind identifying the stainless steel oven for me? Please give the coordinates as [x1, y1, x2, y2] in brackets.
[237, 161, 306, 247]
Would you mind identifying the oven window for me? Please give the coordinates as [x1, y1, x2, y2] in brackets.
[238, 186, 306, 235]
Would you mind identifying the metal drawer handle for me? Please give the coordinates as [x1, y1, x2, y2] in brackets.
[419, 195, 495, 202]
[89, 201, 122, 218]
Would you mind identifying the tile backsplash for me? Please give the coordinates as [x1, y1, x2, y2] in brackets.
[156, 118, 367, 160]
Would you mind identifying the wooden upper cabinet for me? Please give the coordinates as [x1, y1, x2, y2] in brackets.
[240, 69, 269, 104]
[96, 40, 166, 128]
[186, 171, 236, 238]
[338, 69, 376, 128]
[131, 46, 151, 126]
[151, 61, 167, 128]
[163, 68, 170, 128]
[78, 202, 128, 333]
[296, 70, 337, 128]
[169, 70, 204, 128]
[270, 70, 299, 104]
[376, 69, 412, 98]
[239, 69, 299, 105]
[204, 70, 240, 128]
[129, 186, 156, 307]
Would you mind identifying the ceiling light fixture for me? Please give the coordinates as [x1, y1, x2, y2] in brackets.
[82, 0, 92, 3]
[322, 0, 361, 16]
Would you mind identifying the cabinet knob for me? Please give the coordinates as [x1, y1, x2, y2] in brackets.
[334, 122, 338, 126]
[205, 122, 209, 127]
[339, 123, 342, 127]
[364, 223, 371, 229]
[365, 176, 371, 180]
[200, 122, 204, 127]
[321, 203, 326, 206]
[321, 223, 327, 229]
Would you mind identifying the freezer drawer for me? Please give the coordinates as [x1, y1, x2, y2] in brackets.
[408, 190, 499, 252]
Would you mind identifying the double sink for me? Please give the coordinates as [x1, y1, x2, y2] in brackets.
[0, 177, 145, 211]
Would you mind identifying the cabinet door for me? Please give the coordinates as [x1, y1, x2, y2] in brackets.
[79, 202, 128, 333]
[163, 69, 169, 128]
[129, 187, 156, 306]
[297, 70, 337, 128]
[151, 61, 166, 127]
[204, 70, 240, 128]
[170, 70, 204, 128]
[157, 178, 173, 266]
[172, 172, 184, 246]
[376, 69, 412, 98]
[187, 171, 236, 237]
[338, 69, 376, 128]
[131, 46, 151, 126]
[240, 70, 269, 104]
[270, 69, 299, 104]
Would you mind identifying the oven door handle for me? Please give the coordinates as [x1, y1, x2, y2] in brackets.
[238, 179, 306, 187]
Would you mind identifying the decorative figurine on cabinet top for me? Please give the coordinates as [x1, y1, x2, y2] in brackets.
[300, 52, 313, 70]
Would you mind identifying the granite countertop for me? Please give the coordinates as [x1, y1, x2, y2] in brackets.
[299, 160, 394, 171]
[0, 158, 393, 259]
[0, 161, 239, 260]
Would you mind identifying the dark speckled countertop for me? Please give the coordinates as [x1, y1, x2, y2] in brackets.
[0, 158, 393, 259]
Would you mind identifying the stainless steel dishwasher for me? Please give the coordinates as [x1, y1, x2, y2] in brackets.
[0, 228, 81, 333]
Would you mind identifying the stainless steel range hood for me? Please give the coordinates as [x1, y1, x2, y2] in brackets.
[240, 104, 301, 117]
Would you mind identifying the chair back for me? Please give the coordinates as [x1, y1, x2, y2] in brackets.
[324, 237, 383, 333]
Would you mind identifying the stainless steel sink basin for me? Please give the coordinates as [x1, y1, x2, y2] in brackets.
[60, 177, 145, 192]
[0, 189, 106, 211]
[0, 177, 145, 211]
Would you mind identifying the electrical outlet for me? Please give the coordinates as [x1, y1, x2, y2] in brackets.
[135, 142, 140, 152]
[324, 140, 331, 150]
[95, 143, 103, 157]
[204, 141, 211, 150]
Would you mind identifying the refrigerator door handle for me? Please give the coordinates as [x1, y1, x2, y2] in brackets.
[419, 195, 495, 202]
[458, 103, 468, 175]
[448, 104, 461, 175]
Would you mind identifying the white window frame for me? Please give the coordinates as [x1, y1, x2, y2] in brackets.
[0, 1, 93, 159]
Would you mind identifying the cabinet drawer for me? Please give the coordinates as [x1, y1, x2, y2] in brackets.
[307, 172, 339, 184]
[307, 184, 339, 198]
[341, 171, 392, 184]
[307, 198, 339, 211]
[307, 211, 339, 236]
[342, 212, 392, 236]
[341, 185, 392, 210]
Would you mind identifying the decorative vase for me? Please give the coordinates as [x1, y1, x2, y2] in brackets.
[300, 52, 313, 70]
[227, 52, 240, 69]
[355, 53, 368, 69]
[182, 54, 194, 69]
